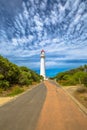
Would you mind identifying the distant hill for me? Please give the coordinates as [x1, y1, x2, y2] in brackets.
[54, 65, 87, 87]
[0, 55, 42, 90]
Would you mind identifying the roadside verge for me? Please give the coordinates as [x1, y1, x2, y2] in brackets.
[54, 81, 87, 115]
[0, 82, 42, 107]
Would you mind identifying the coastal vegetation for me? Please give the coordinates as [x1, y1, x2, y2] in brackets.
[54, 65, 87, 87]
[0, 55, 42, 96]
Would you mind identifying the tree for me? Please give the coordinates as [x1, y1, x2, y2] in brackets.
[0, 55, 41, 89]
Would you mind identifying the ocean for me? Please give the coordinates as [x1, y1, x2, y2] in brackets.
[34, 68, 70, 78]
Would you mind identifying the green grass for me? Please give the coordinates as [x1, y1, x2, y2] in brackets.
[7, 86, 24, 97]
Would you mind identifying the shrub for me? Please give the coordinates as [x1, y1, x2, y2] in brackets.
[0, 74, 4, 80]
[76, 87, 86, 93]
[8, 86, 24, 96]
[82, 74, 87, 87]
[0, 80, 10, 90]
[0, 55, 41, 90]
[55, 68, 87, 87]
[0, 88, 3, 94]
[18, 71, 33, 86]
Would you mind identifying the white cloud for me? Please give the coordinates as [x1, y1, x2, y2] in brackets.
[46, 61, 58, 68]
[22, 2, 29, 20]
[50, 11, 58, 25]
[40, 0, 47, 10]
[0, 0, 87, 73]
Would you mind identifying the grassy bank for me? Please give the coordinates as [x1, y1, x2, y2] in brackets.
[0, 82, 39, 97]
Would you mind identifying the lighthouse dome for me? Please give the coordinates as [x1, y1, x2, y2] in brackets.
[41, 49, 45, 53]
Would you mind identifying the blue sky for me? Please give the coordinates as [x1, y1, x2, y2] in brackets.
[0, 0, 87, 77]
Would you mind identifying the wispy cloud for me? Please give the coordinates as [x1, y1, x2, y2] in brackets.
[0, 0, 87, 75]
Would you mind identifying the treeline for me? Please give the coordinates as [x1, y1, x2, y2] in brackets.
[54, 65, 87, 87]
[0, 55, 42, 90]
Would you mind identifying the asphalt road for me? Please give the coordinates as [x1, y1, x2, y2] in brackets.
[0, 83, 47, 130]
[0, 80, 87, 130]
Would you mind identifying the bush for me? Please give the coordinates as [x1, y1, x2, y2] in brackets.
[0, 74, 4, 80]
[18, 72, 33, 86]
[0, 88, 3, 94]
[76, 87, 87, 93]
[8, 86, 24, 96]
[55, 68, 87, 87]
[0, 80, 10, 90]
[0, 55, 41, 90]
[82, 75, 87, 87]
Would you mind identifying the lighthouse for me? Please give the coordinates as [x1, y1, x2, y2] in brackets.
[40, 50, 46, 79]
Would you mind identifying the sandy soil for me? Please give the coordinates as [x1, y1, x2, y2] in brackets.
[63, 85, 79, 94]
[0, 97, 14, 106]
[64, 85, 87, 108]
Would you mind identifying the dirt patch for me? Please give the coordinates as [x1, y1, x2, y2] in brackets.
[0, 97, 14, 106]
[64, 86, 87, 108]
[74, 88, 87, 108]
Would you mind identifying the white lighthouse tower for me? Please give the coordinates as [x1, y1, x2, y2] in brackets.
[40, 50, 46, 79]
